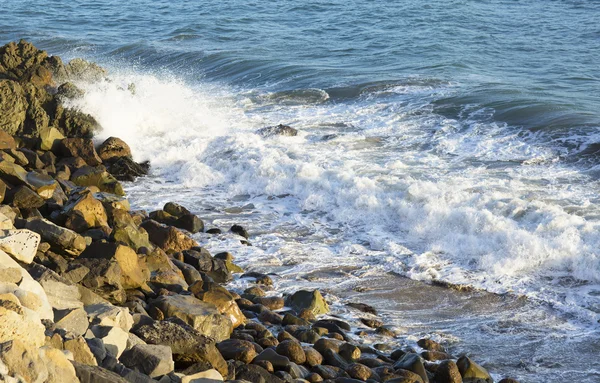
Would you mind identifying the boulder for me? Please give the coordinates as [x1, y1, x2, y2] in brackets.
[27, 264, 83, 310]
[435, 360, 463, 383]
[110, 210, 152, 251]
[25, 171, 58, 198]
[79, 242, 149, 290]
[91, 325, 129, 359]
[0, 80, 27, 136]
[72, 361, 130, 383]
[57, 138, 102, 166]
[132, 320, 227, 376]
[64, 337, 98, 366]
[71, 166, 124, 196]
[141, 220, 198, 252]
[120, 344, 174, 378]
[24, 218, 87, 255]
[0, 229, 40, 263]
[216, 339, 257, 364]
[257, 124, 298, 137]
[0, 159, 28, 185]
[63, 189, 109, 232]
[5, 185, 45, 208]
[0, 129, 16, 151]
[191, 282, 245, 328]
[72, 257, 126, 304]
[40, 347, 80, 383]
[39, 127, 65, 151]
[393, 353, 429, 383]
[105, 156, 149, 182]
[276, 340, 306, 365]
[54, 307, 89, 336]
[0, 300, 46, 348]
[151, 294, 232, 341]
[181, 369, 223, 382]
[0, 339, 48, 383]
[85, 302, 134, 332]
[97, 137, 131, 161]
[60, 107, 100, 138]
[456, 356, 493, 383]
[287, 290, 329, 316]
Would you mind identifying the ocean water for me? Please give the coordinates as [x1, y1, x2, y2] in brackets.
[1, 0, 600, 381]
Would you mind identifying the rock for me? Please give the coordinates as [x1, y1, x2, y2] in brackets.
[0, 80, 27, 136]
[216, 339, 257, 364]
[120, 344, 174, 378]
[393, 354, 429, 383]
[57, 138, 102, 166]
[105, 156, 149, 182]
[287, 290, 329, 316]
[97, 137, 131, 161]
[0, 229, 40, 263]
[60, 107, 100, 138]
[63, 189, 109, 232]
[24, 218, 87, 255]
[40, 346, 80, 383]
[6, 185, 45, 208]
[64, 336, 98, 366]
[191, 282, 245, 328]
[359, 318, 383, 329]
[28, 264, 83, 310]
[72, 257, 125, 304]
[40, 127, 65, 151]
[91, 325, 129, 359]
[72, 361, 130, 383]
[456, 356, 492, 383]
[71, 166, 124, 196]
[276, 340, 306, 365]
[254, 296, 284, 311]
[303, 347, 323, 367]
[235, 363, 285, 383]
[435, 360, 463, 383]
[141, 220, 199, 252]
[230, 224, 248, 239]
[85, 302, 134, 332]
[0, 339, 48, 383]
[110, 210, 152, 251]
[80, 242, 149, 290]
[151, 294, 232, 341]
[417, 339, 445, 352]
[422, 350, 452, 362]
[0, 300, 46, 348]
[257, 124, 298, 137]
[55, 307, 89, 336]
[498, 379, 519, 383]
[345, 363, 374, 381]
[254, 348, 290, 370]
[181, 369, 223, 382]
[56, 82, 84, 100]
[0, 131, 16, 150]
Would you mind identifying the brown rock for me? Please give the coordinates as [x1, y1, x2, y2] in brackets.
[217, 339, 257, 364]
[141, 219, 199, 252]
[276, 340, 306, 365]
[97, 137, 131, 161]
[57, 138, 102, 166]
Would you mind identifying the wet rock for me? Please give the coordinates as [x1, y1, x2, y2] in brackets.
[393, 353, 429, 383]
[0, 228, 40, 263]
[151, 294, 233, 341]
[422, 350, 452, 362]
[230, 224, 249, 239]
[97, 137, 131, 161]
[56, 81, 85, 100]
[346, 363, 375, 381]
[434, 360, 463, 383]
[105, 156, 149, 182]
[217, 339, 258, 364]
[254, 296, 285, 311]
[417, 339, 445, 352]
[120, 344, 174, 378]
[191, 281, 245, 328]
[287, 290, 329, 316]
[498, 379, 520, 383]
[141, 219, 199, 252]
[257, 124, 298, 137]
[235, 363, 285, 383]
[276, 340, 306, 365]
[0, 80, 27, 136]
[456, 356, 492, 383]
[360, 317, 383, 329]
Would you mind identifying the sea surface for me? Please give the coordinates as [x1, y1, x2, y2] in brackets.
[1, 1, 599, 381]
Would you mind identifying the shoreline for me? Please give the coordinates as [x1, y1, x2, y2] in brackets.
[0, 40, 519, 383]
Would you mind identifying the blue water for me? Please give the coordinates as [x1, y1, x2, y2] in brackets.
[2, 1, 600, 382]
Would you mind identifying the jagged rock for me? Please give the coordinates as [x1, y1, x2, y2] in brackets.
[28, 265, 83, 310]
[110, 209, 152, 251]
[0, 228, 40, 263]
[72, 361, 130, 383]
[57, 138, 103, 166]
[39, 127, 65, 151]
[6, 184, 44, 208]
[60, 108, 99, 138]
[97, 137, 131, 161]
[106, 156, 149, 182]
[73, 257, 126, 304]
[57, 82, 84, 100]
[0, 80, 27, 136]
[0, 339, 48, 382]
[63, 189, 109, 232]
[132, 320, 227, 376]
[216, 339, 257, 364]
[0, 131, 16, 150]
[64, 58, 107, 82]
[191, 282, 245, 328]
[24, 217, 87, 255]
[85, 303, 134, 332]
[257, 124, 298, 137]
[91, 325, 129, 359]
[235, 364, 284, 383]
[71, 166, 124, 196]
[151, 294, 232, 341]
[0, 159, 27, 185]
[456, 356, 492, 383]
[80, 242, 149, 290]
[141, 220, 198, 252]
[435, 360, 463, 383]
[286, 290, 329, 316]
[0, 298, 46, 348]
[120, 344, 174, 378]
[54, 307, 89, 336]
[40, 346, 80, 383]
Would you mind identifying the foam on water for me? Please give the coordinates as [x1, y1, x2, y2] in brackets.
[68, 69, 600, 327]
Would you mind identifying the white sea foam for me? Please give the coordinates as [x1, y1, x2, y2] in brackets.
[69, 70, 600, 323]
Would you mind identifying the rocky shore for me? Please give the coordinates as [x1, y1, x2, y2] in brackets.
[0, 40, 520, 383]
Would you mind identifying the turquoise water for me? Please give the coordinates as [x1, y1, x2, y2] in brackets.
[2, 1, 600, 382]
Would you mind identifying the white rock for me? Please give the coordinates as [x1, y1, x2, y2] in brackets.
[181, 369, 224, 383]
[0, 305, 46, 348]
[39, 347, 79, 383]
[0, 229, 40, 264]
[85, 303, 133, 332]
[91, 325, 128, 358]
[0, 213, 14, 230]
